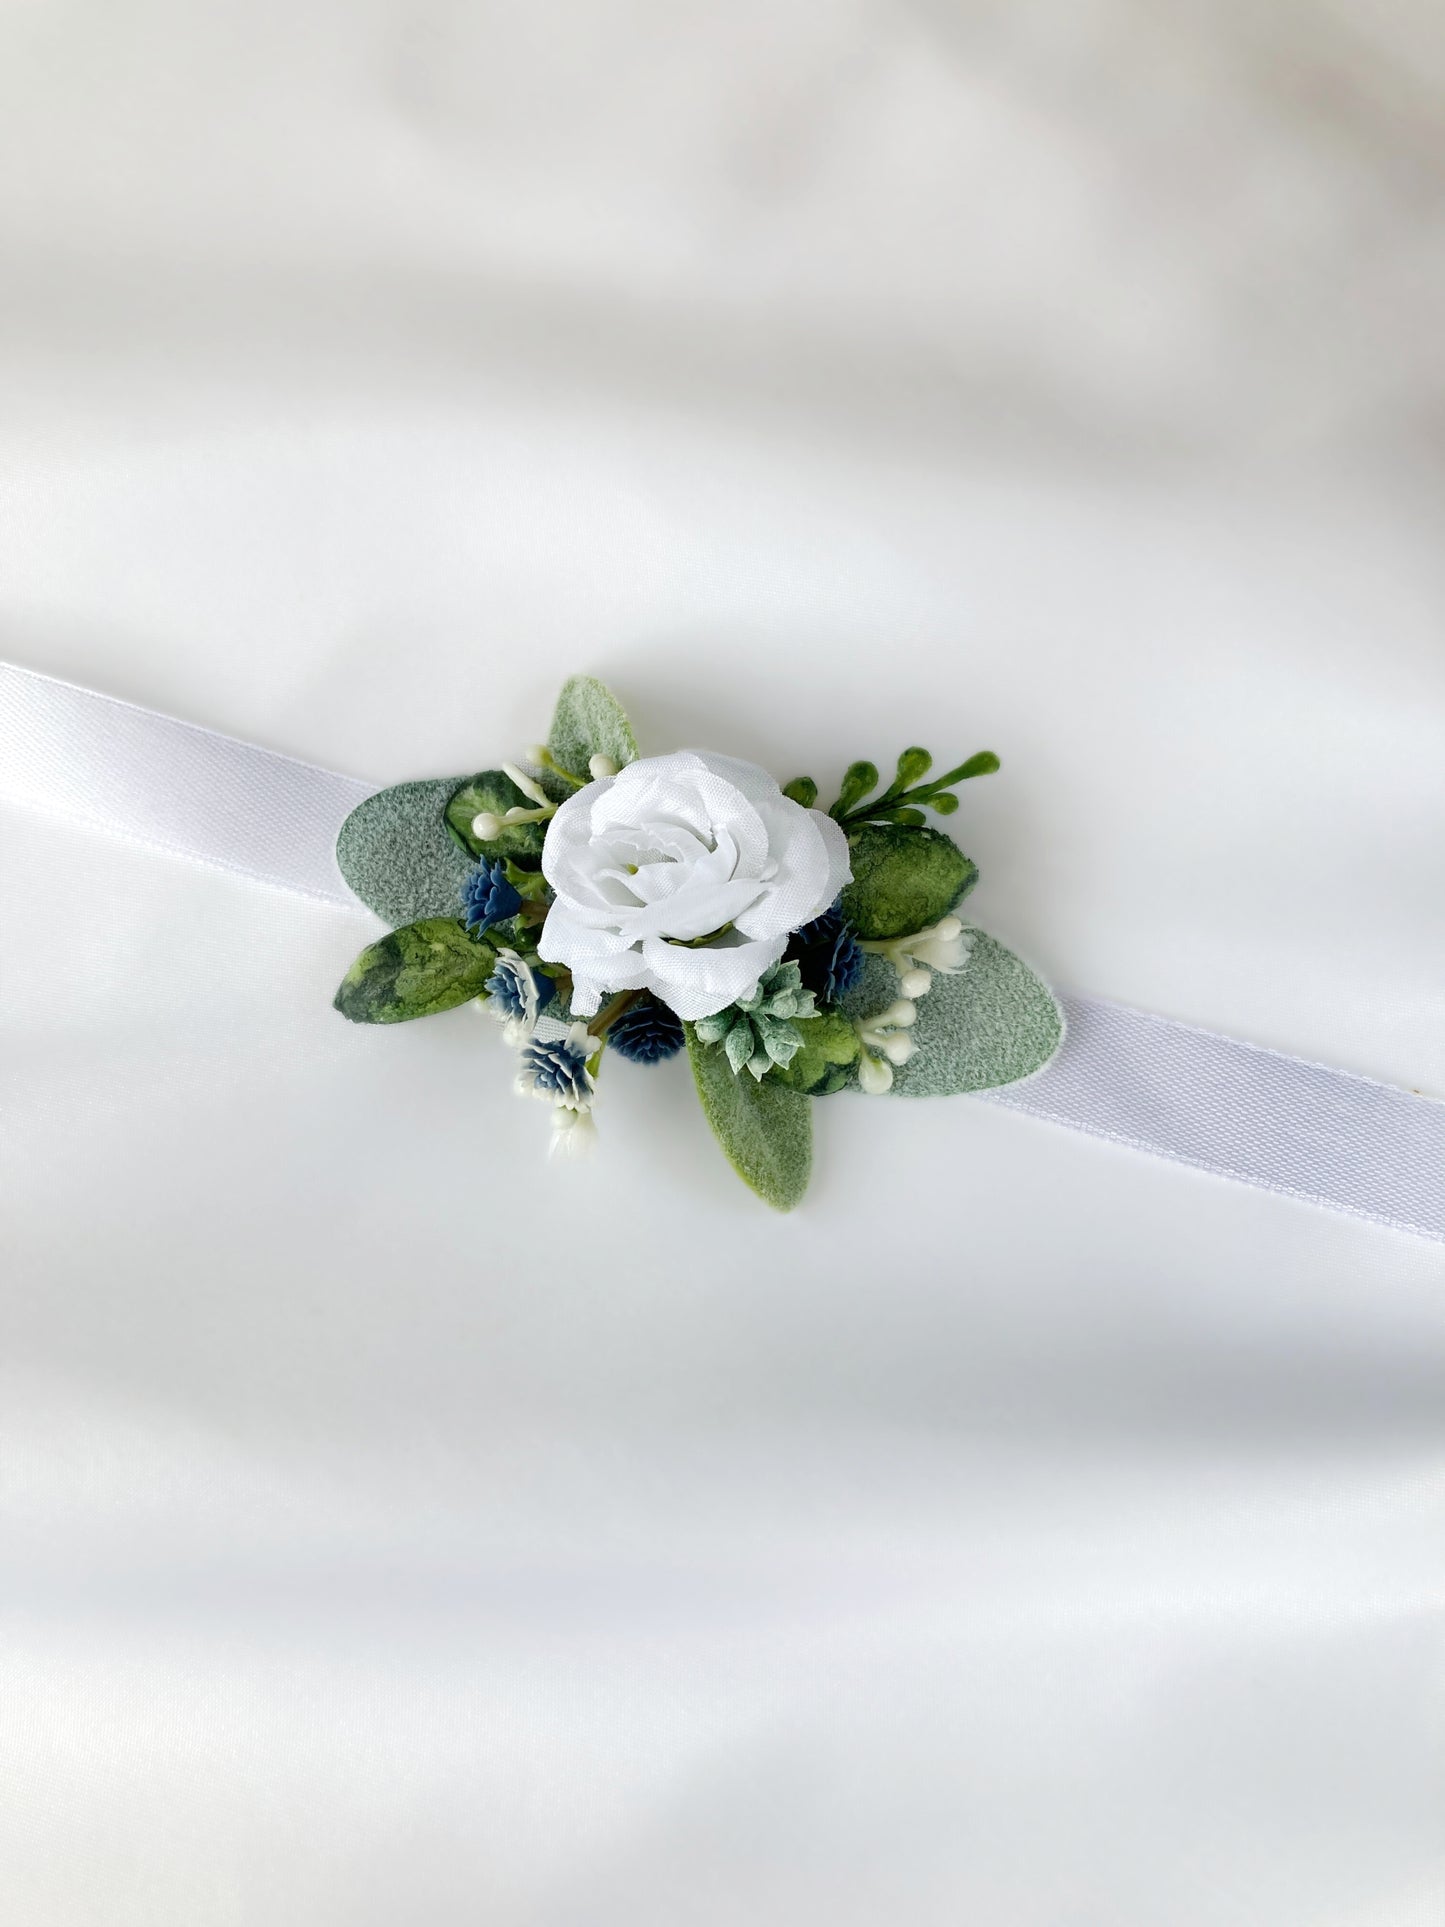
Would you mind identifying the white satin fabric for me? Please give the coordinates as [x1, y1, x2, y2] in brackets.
[2, 5, 1443, 1923]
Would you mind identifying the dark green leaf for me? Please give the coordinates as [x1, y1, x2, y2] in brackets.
[840, 824, 978, 940]
[830, 760, 880, 819]
[333, 920, 497, 1025]
[782, 776, 819, 809]
[770, 1009, 861, 1095]
[547, 675, 638, 783]
[444, 771, 547, 861]
[336, 777, 477, 926]
[686, 1024, 812, 1210]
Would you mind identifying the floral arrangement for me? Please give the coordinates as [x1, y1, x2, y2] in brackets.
[332, 677, 1062, 1208]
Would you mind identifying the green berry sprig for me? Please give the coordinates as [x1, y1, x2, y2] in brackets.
[783, 745, 999, 828]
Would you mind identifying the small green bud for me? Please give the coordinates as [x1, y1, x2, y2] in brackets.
[929, 791, 960, 815]
[831, 760, 880, 818]
[894, 746, 932, 787]
[782, 776, 818, 808]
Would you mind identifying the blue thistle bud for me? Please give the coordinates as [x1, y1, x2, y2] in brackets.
[790, 900, 864, 1003]
[607, 993, 685, 1064]
[461, 856, 523, 935]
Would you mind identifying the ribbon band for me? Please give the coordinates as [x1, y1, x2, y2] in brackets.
[3, 660, 1440, 1243]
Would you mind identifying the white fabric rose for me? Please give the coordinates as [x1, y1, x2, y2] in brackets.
[537, 750, 851, 1022]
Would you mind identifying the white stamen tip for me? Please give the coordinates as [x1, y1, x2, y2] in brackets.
[900, 968, 932, 998]
[501, 762, 552, 807]
[524, 744, 549, 766]
[472, 812, 504, 840]
[858, 1052, 894, 1095]
[883, 1034, 915, 1065]
[882, 999, 917, 1028]
[935, 916, 962, 940]
[588, 753, 619, 780]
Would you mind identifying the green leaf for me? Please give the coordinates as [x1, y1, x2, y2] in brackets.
[547, 675, 638, 783]
[782, 776, 818, 808]
[830, 760, 880, 819]
[333, 919, 498, 1025]
[771, 1009, 861, 1095]
[336, 777, 478, 926]
[686, 1024, 812, 1210]
[840, 823, 978, 940]
[444, 771, 547, 861]
[843, 935, 1063, 1093]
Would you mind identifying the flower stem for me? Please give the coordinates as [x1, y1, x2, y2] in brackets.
[587, 990, 643, 1040]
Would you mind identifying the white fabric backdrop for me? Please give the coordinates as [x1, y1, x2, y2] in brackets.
[1, 4, 1443, 1921]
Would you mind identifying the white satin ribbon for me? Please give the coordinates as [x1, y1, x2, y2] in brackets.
[3, 660, 1441, 1243]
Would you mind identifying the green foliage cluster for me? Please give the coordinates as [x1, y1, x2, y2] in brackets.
[693, 961, 816, 1079]
[785, 744, 1000, 830]
[332, 680, 1061, 1211]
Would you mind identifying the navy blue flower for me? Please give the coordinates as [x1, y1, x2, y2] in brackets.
[790, 900, 864, 1003]
[461, 857, 523, 935]
[607, 993, 685, 1064]
[484, 948, 555, 1042]
[516, 1024, 596, 1109]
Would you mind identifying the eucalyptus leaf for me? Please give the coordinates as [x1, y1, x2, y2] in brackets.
[686, 1024, 812, 1210]
[840, 823, 978, 941]
[548, 675, 638, 783]
[843, 935, 1063, 1093]
[333, 919, 498, 1025]
[336, 777, 477, 926]
[444, 771, 547, 861]
[770, 1009, 860, 1096]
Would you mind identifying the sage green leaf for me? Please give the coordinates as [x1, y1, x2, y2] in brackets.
[771, 1009, 860, 1096]
[724, 1022, 754, 1076]
[843, 935, 1062, 1093]
[336, 777, 477, 926]
[782, 776, 818, 808]
[547, 675, 638, 783]
[686, 1024, 812, 1210]
[840, 823, 978, 940]
[333, 919, 498, 1025]
[444, 771, 547, 861]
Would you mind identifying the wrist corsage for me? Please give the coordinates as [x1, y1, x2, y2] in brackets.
[333, 677, 1062, 1208]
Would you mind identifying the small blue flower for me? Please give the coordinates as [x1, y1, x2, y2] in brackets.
[791, 900, 864, 1003]
[607, 993, 685, 1064]
[461, 856, 523, 935]
[484, 949, 555, 1043]
[517, 1023, 596, 1110]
